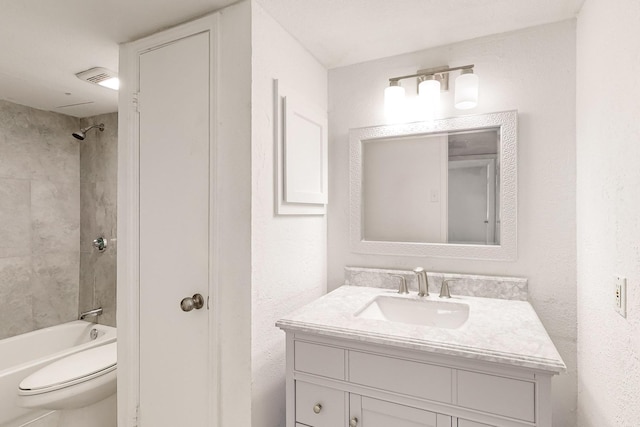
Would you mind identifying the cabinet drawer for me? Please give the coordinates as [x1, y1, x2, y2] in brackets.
[349, 351, 452, 403]
[457, 370, 534, 422]
[295, 341, 345, 380]
[457, 420, 494, 427]
[361, 396, 437, 426]
[295, 381, 345, 427]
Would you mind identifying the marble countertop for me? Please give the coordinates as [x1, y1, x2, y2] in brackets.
[276, 285, 566, 374]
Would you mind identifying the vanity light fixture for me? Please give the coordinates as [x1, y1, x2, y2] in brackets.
[418, 74, 441, 114]
[384, 64, 478, 120]
[383, 80, 406, 122]
[454, 68, 479, 110]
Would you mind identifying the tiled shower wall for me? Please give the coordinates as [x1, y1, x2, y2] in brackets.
[0, 100, 80, 339]
[79, 112, 117, 327]
[0, 100, 117, 339]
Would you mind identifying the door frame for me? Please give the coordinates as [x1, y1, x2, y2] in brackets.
[117, 14, 220, 427]
[448, 157, 497, 245]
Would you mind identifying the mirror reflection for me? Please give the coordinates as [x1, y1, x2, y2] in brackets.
[350, 110, 517, 260]
[363, 128, 500, 245]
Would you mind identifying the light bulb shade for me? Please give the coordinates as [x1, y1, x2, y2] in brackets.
[384, 84, 406, 121]
[418, 78, 441, 112]
[454, 72, 479, 110]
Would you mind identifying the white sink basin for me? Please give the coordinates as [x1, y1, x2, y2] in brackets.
[355, 296, 469, 329]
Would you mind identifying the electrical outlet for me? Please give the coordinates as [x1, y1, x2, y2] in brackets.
[615, 276, 627, 318]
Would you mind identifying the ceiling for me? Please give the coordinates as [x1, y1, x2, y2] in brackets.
[0, 0, 584, 118]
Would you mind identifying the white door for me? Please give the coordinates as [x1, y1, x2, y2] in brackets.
[138, 31, 212, 426]
[447, 158, 497, 245]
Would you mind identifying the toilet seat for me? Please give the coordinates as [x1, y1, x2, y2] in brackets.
[19, 342, 117, 395]
[17, 342, 117, 410]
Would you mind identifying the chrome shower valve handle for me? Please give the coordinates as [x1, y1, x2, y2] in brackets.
[92, 236, 108, 252]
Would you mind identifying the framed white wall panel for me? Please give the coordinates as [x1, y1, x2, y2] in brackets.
[274, 79, 327, 215]
[284, 95, 327, 204]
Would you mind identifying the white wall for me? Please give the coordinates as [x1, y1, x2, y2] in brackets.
[217, 3, 253, 426]
[328, 21, 577, 425]
[576, 1, 640, 425]
[363, 135, 447, 242]
[250, 2, 328, 426]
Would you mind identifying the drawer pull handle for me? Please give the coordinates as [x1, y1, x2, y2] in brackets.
[313, 403, 322, 414]
[350, 417, 359, 427]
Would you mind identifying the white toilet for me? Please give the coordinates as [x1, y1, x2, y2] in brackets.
[17, 342, 117, 410]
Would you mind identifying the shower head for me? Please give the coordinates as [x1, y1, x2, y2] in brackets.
[72, 123, 104, 140]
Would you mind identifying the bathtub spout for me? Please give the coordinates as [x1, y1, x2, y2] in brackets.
[79, 307, 103, 320]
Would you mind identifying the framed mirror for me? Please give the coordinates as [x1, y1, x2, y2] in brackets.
[349, 110, 517, 260]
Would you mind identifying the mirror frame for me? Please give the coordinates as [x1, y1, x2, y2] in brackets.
[349, 110, 517, 260]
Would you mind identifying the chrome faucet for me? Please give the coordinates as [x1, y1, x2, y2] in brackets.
[413, 267, 429, 297]
[79, 307, 103, 320]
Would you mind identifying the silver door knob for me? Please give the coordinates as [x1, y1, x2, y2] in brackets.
[180, 294, 204, 312]
[350, 417, 359, 427]
[313, 403, 322, 414]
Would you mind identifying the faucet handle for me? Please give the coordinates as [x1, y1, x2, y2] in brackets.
[439, 279, 458, 299]
[390, 275, 409, 294]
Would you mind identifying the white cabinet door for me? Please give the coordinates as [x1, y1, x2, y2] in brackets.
[350, 395, 451, 427]
[138, 30, 212, 427]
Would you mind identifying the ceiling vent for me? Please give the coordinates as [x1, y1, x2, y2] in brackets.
[75, 67, 119, 90]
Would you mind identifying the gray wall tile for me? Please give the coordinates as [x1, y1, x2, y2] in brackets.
[79, 181, 97, 254]
[31, 179, 80, 255]
[80, 112, 117, 328]
[0, 101, 117, 339]
[0, 132, 31, 180]
[93, 250, 117, 327]
[0, 256, 33, 339]
[0, 100, 81, 339]
[30, 128, 80, 183]
[78, 251, 95, 319]
[0, 178, 30, 255]
[0, 99, 79, 182]
[32, 252, 80, 329]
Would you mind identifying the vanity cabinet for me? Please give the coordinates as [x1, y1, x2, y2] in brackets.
[294, 381, 452, 427]
[285, 333, 553, 427]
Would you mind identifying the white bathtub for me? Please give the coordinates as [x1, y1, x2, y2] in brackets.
[0, 320, 116, 427]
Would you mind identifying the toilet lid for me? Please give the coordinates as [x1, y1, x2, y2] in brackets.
[19, 342, 117, 392]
